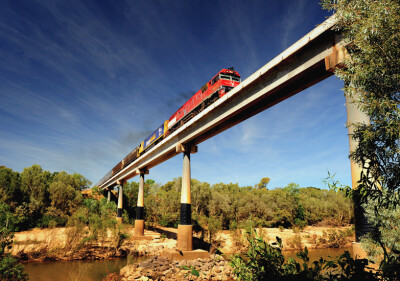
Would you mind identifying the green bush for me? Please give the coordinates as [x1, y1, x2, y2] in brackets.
[36, 214, 67, 228]
[67, 198, 118, 247]
[230, 229, 378, 281]
[0, 225, 28, 280]
[0, 255, 28, 281]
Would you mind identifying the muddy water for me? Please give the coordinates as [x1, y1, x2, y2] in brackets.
[283, 247, 353, 262]
[23, 256, 147, 281]
[23, 248, 353, 281]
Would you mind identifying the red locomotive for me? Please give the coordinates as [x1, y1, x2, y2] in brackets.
[97, 68, 241, 186]
[168, 68, 241, 131]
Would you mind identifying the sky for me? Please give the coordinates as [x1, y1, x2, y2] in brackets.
[0, 0, 351, 189]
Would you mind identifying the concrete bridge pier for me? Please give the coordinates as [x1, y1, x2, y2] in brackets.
[107, 189, 111, 203]
[135, 168, 149, 236]
[176, 143, 197, 251]
[116, 180, 124, 223]
[346, 93, 372, 239]
[325, 45, 373, 246]
[345, 93, 373, 258]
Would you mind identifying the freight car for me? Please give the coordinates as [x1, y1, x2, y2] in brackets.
[97, 68, 241, 187]
[138, 121, 169, 156]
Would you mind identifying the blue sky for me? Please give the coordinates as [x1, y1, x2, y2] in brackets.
[0, 0, 350, 189]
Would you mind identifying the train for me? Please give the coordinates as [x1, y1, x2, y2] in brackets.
[97, 68, 241, 187]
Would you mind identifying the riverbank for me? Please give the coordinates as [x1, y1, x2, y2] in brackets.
[10, 226, 175, 262]
[9, 225, 354, 262]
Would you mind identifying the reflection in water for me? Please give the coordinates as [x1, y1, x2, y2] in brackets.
[23, 256, 146, 281]
[23, 248, 353, 281]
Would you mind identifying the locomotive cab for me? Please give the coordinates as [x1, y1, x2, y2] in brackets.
[218, 68, 241, 96]
[220, 72, 241, 82]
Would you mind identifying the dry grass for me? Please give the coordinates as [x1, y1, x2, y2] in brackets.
[286, 234, 303, 249]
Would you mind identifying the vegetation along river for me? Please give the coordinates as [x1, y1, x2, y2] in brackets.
[24, 248, 352, 281]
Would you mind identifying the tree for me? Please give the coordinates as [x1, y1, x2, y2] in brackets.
[0, 204, 28, 281]
[0, 166, 22, 207]
[20, 165, 51, 221]
[322, 0, 400, 276]
[321, 0, 400, 203]
[72, 173, 91, 191]
[123, 181, 139, 223]
[191, 180, 211, 215]
[47, 180, 82, 222]
[256, 177, 270, 189]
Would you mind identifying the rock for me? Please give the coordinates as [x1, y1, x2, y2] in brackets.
[131, 271, 141, 279]
[146, 269, 154, 277]
[130, 263, 139, 269]
[151, 261, 162, 267]
[139, 260, 151, 267]
[159, 265, 169, 271]
[163, 269, 173, 278]
[119, 253, 236, 281]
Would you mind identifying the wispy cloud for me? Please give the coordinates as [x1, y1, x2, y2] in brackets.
[0, 0, 345, 188]
[279, 0, 308, 49]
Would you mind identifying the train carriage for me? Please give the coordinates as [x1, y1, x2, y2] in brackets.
[138, 120, 169, 156]
[122, 147, 138, 167]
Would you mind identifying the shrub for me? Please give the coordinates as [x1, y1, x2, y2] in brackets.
[308, 234, 318, 245]
[230, 229, 379, 281]
[0, 227, 28, 281]
[286, 234, 302, 249]
[318, 228, 354, 248]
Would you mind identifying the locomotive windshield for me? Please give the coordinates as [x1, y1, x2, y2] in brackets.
[220, 73, 241, 82]
[211, 75, 219, 85]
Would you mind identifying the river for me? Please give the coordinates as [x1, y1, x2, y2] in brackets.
[23, 256, 146, 281]
[23, 248, 353, 281]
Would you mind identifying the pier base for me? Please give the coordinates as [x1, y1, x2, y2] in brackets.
[177, 225, 193, 251]
[162, 249, 209, 260]
[134, 219, 145, 237]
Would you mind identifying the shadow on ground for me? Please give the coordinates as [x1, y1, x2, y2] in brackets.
[148, 226, 212, 251]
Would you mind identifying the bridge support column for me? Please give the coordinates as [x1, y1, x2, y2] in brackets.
[116, 181, 124, 223]
[346, 94, 372, 240]
[176, 144, 197, 251]
[107, 189, 111, 203]
[326, 47, 373, 246]
[346, 93, 372, 257]
[135, 169, 148, 236]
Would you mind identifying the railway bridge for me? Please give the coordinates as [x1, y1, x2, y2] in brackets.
[98, 15, 368, 254]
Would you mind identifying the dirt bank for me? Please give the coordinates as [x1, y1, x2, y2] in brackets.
[9, 225, 354, 262]
[10, 226, 176, 262]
